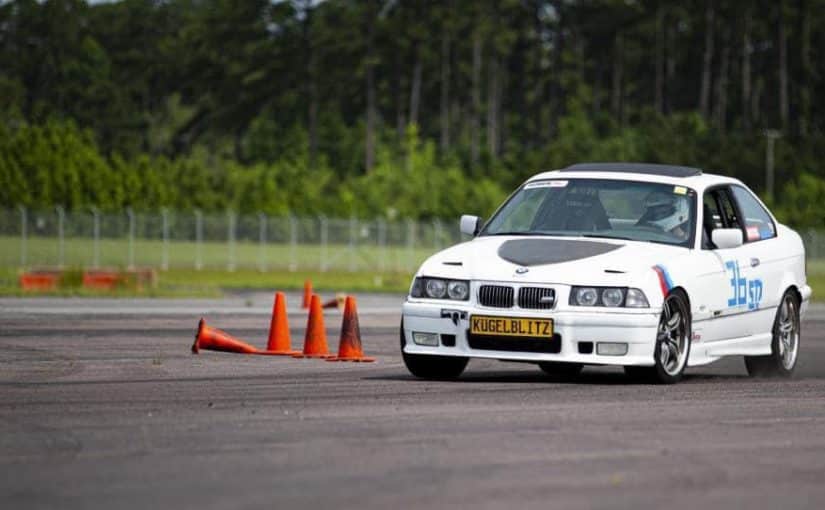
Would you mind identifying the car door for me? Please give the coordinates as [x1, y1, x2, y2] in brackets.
[696, 186, 755, 341]
[728, 185, 781, 335]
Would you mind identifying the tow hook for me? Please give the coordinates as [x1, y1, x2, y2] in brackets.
[440, 309, 467, 326]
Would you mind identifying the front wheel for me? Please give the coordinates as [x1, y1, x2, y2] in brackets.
[402, 351, 469, 379]
[400, 320, 468, 379]
[745, 291, 800, 378]
[625, 290, 691, 384]
[538, 362, 583, 380]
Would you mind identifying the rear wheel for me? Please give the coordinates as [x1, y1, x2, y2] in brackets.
[624, 290, 691, 384]
[400, 321, 468, 379]
[538, 362, 583, 380]
[745, 290, 800, 378]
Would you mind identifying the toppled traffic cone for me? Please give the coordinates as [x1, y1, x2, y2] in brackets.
[327, 296, 375, 362]
[293, 294, 333, 359]
[191, 318, 260, 354]
[301, 280, 313, 309]
[322, 293, 346, 310]
[258, 292, 299, 356]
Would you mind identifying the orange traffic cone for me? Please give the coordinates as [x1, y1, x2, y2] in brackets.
[327, 296, 375, 362]
[191, 318, 260, 354]
[257, 292, 300, 356]
[301, 280, 313, 309]
[293, 294, 333, 359]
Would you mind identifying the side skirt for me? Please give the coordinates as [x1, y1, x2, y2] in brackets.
[687, 332, 773, 367]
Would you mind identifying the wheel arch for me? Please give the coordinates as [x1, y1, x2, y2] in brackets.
[668, 286, 693, 321]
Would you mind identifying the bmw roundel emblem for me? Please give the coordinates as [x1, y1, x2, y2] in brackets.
[515, 267, 529, 274]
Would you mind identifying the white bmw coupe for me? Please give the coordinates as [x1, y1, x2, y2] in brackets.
[401, 163, 811, 383]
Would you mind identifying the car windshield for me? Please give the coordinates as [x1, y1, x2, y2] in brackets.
[481, 178, 697, 247]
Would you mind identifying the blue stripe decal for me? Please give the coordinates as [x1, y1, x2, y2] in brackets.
[655, 264, 674, 291]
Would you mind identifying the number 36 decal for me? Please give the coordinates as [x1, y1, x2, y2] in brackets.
[725, 260, 763, 310]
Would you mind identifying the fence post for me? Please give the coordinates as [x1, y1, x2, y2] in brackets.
[161, 208, 169, 271]
[126, 207, 135, 270]
[194, 209, 203, 271]
[289, 214, 297, 272]
[91, 207, 100, 268]
[349, 216, 357, 272]
[19, 205, 27, 268]
[56, 206, 65, 268]
[227, 210, 236, 272]
[377, 219, 387, 273]
[433, 218, 442, 251]
[319, 215, 328, 272]
[258, 212, 267, 272]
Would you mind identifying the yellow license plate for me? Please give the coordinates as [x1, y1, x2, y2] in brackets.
[470, 315, 554, 338]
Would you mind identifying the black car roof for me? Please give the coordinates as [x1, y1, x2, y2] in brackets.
[559, 162, 703, 178]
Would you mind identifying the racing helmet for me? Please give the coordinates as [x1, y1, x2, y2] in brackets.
[642, 191, 689, 231]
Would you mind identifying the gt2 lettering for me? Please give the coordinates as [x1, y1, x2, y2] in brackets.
[725, 260, 763, 310]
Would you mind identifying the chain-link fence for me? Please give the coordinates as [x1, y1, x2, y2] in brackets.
[1, 207, 823, 273]
[0, 207, 465, 273]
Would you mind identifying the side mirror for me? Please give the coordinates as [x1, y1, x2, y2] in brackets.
[712, 228, 743, 249]
[460, 215, 481, 236]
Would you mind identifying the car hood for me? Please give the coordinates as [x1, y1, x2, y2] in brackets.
[419, 235, 688, 286]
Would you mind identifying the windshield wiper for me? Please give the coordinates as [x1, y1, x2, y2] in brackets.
[485, 231, 575, 237]
[485, 231, 541, 236]
[580, 233, 635, 241]
[580, 233, 683, 246]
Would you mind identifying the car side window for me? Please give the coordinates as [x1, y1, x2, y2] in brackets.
[730, 186, 777, 242]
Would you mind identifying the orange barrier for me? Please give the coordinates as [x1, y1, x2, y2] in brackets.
[301, 280, 313, 309]
[258, 292, 300, 355]
[293, 294, 333, 359]
[19, 272, 59, 291]
[327, 296, 375, 362]
[82, 270, 121, 290]
[191, 318, 260, 355]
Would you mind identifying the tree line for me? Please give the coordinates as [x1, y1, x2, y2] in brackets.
[0, 0, 824, 226]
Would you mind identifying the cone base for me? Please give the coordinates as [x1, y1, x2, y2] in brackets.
[256, 350, 301, 356]
[326, 356, 376, 362]
[292, 353, 334, 359]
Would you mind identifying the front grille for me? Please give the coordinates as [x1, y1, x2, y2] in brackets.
[478, 285, 514, 308]
[467, 332, 562, 353]
[518, 287, 556, 309]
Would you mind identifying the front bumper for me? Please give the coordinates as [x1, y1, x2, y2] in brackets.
[402, 301, 660, 366]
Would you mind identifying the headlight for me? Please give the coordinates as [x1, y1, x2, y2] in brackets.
[447, 280, 469, 300]
[425, 279, 447, 298]
[569, 287, 649, 308]
[572, 287, 599, 306]
[410, 277, 470, 301]
[601, 288, 624, 307]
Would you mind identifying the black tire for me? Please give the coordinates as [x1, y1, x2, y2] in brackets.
[399, 320, 468, 379]
[538, 362, 583, 380]
[624, 290, 691, 384]
[745, 290, 800, 378]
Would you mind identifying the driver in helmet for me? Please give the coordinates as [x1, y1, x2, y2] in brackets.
[637, 191, 690, 239]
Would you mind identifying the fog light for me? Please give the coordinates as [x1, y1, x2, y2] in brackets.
[412, 332, 439, 346]
[596, 342, 628, 356]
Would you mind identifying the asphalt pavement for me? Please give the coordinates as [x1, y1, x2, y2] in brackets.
[1, 293, 825, 509]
